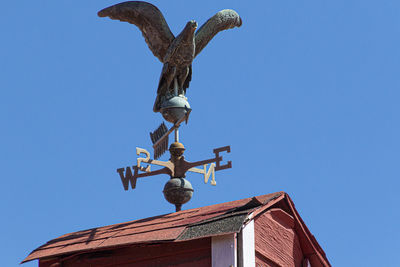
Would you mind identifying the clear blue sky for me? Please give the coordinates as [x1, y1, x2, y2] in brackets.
[2, 1, 399, 266]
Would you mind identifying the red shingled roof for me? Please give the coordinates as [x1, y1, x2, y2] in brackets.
[23, 192, 330, 266]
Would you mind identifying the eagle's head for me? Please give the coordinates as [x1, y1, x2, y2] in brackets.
[185, 20, 198, 34]
[187, 20, 198, 30]
[180, 20, 197, 41]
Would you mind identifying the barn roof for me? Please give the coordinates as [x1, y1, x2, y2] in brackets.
[23, 192, 329, 266]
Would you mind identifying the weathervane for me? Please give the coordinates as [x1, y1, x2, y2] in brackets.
[98, 1, 241, 211]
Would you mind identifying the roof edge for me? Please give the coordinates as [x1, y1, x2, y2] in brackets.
[284, 193, 331, 267]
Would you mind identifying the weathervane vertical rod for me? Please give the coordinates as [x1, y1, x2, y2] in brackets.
[175, 128, 179, 142]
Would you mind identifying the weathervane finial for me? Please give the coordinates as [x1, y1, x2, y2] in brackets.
[99, 1, 240, 211]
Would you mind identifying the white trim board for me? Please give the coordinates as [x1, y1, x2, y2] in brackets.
[238, 220, 255, 267]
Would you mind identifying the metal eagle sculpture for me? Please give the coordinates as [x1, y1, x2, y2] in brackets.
[98, 1, 242, 115]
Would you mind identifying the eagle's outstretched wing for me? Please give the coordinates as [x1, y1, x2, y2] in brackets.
[194, 9, 242, 58]
[98, 1, 175, 62]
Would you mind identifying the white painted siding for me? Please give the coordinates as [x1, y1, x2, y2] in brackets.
[212, 234, 237, 267]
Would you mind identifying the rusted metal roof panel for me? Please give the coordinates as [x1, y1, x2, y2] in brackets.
[26, 191, 329, 264]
